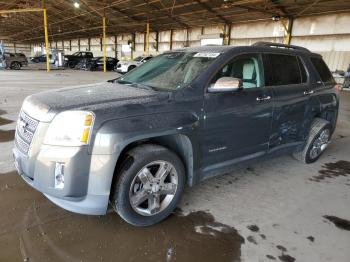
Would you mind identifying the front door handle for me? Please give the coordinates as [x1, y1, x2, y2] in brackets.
[303, 90, 315, 95]
[256, 95, 271, 102]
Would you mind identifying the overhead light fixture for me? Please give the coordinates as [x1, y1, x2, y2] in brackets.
[272, 14, 281, 21]
[73, 1, 80, 8]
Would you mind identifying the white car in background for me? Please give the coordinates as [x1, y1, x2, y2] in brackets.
[116, 56, 153, 73]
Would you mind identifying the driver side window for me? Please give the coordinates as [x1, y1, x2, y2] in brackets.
[212, 53, 264, 89]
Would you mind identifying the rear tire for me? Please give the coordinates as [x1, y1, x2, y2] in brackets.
[111, 144, 185, 226]
[293, 118, 332, 164]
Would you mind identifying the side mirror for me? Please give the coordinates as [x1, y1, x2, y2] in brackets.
[208, 77, 243, 93]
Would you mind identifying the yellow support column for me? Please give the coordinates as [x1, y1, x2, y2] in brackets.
[43, 8, 50, 72]
[103, 16, 107, 73]
[145, 22, 150, 56]
[281, 17, 293, 45]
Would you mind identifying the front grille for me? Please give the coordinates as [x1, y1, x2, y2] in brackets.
[15, 110, 39, 155]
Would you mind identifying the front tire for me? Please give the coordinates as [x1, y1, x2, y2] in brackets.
[293, 118, 332, 164]
[68, 61, 76, 69]
[10, 62, 21, 70]
[111, 144, 185, 226]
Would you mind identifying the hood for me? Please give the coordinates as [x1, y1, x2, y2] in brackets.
[24, 82, 171, 122]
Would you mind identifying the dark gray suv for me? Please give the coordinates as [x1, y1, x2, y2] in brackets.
[13, 42, 339, 226]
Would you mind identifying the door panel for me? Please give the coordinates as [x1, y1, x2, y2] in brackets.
[263, 54, 310, 150]
[268, 84, 309, 148]
[202, 53, 273, 168]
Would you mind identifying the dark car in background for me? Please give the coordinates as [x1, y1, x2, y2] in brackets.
[64, 51, 93, 68]
[30, 54, 53, 63]
[344, 64, 350, 88]
[75, 56, 119, 71]
[4, 52, 28, 69]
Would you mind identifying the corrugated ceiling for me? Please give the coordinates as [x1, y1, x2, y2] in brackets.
[0, 0, 350, 42]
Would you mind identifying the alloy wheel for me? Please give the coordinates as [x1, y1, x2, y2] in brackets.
[129, 161, 178, 216]
[309, 129, 330, 159]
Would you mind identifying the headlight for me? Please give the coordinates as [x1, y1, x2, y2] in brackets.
[64, 57, 68, 61]
[44, 111, 95, 146]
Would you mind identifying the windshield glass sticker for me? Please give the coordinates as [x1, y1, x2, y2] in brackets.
[194, 53, 220, 58]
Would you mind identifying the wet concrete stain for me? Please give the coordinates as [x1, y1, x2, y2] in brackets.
[266, 254, 276, 260]
[0, 171, 244, 262]
[307, 236, 315, 242]
[247, 235, 257, 245]
[276, 245, 287, 252]
[0, 109, 14, 135]
[275, 245, 296, 262]
[324, 215, 350, 231]
[310, 161, 350, 182]
[0, 116, 13, 126]
[278, 254, 296, 262]
[0, 129, 15, 142]
[247, 224, 260, 232]
[260, 234, 266, 240]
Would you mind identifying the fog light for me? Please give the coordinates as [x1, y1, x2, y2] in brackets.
[55, 162, 65, 189]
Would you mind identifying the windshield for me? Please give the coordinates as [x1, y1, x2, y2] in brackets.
[118, 52, 219, 91]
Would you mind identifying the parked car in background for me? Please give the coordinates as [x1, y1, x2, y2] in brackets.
[4, 52, 28, 70]
[74, 57, 92, 70]
[116, 55, 153, 73]
[344, 64, 350, 88]
[64, 51, 93, 68]
[76, 56, 119, 71]
[13, 43, 339, 227]
[30, 54, 53, 63]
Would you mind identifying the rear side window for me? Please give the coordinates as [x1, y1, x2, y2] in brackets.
[264, 54, 306, 86]
[310, 57, 334, 83]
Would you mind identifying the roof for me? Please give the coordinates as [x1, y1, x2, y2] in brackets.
[170, 42, 317, 56]
[172, 45, 235, 53]
[0, 0, 350, 42]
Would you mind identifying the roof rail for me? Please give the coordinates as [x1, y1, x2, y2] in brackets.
[253, 42, 310, 53]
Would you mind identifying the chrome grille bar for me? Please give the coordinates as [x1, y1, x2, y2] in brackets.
[15, 110, 39, 155]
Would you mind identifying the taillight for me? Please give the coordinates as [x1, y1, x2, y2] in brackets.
[335, 84, 342, 92]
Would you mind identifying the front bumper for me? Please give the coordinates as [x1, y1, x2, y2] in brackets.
[13, 144, 113, 215]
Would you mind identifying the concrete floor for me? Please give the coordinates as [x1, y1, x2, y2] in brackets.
[0, 69, 350, 262]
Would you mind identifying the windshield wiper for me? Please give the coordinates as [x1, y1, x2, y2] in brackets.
[115, 79, 153, 90]
[116, 79, 133, 85]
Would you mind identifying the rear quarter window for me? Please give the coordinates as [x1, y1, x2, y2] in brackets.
[264, 54, 306, 86]
[310, 57, 334, 83]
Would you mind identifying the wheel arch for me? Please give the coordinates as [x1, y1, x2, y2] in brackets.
[112, 134, 194, 189]
[313, 92, 339, 133]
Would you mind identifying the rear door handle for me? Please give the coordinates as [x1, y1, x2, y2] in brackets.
[256, 95, 271, 101]
[303, 90, 315, 95]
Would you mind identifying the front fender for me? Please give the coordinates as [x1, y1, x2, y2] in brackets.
[89, 112, 200, 193]
[92, 111, 200, 155]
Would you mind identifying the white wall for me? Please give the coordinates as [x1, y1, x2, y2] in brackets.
[291, 13, 350, 70]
